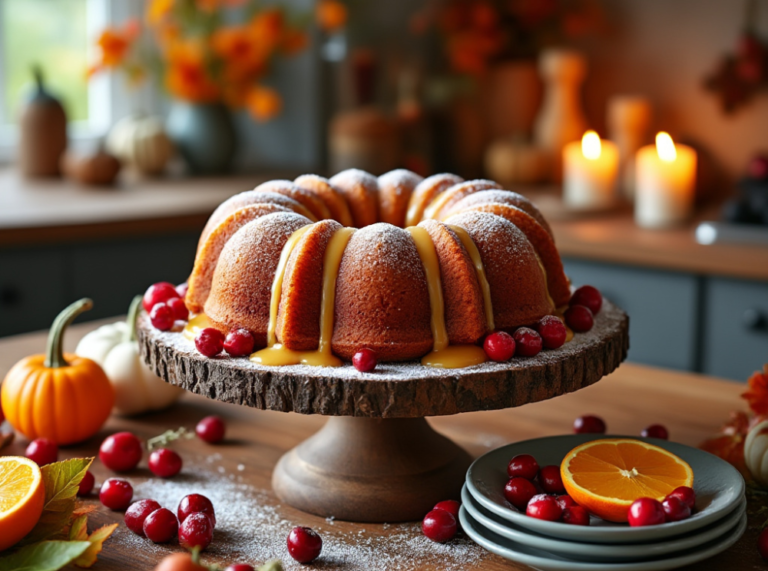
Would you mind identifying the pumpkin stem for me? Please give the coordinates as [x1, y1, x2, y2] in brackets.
[45, 298, 94, 369]
[126, 295, 143, 343]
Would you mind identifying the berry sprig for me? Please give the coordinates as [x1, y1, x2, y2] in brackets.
[147, 427, 194, 452]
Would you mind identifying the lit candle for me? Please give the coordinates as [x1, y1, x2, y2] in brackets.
[563, 130, 619, 211]
[635, 132, 697, 228]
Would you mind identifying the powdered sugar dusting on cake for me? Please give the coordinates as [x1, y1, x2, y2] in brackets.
[378, 169, 423, 198]
[329, 168, 378, 192]
[342, 223, 424, 277]
[447, 211, 530, 259]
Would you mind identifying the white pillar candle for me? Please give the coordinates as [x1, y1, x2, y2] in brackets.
[563, 131, 619, 211]
[635, 132, 697, 228]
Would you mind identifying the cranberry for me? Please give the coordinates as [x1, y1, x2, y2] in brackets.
[662, 496, 691, 522]
[538, 465, 566, 494]
[748, 154, 768, 180]
[167, 297, 189, 321]
[99, 478, 134, 510]
[179, 512, 214, 551]
[759, 527, 768, 561]
[564, 305, 594, 333]
[504, 477, 537, 510]
[627, 497, 665, 527]
[642, 424, 669, 439]
[77, 471, 95, 496]
[526, 494, 562, 521]
[196, 416, 226, 444]
[176, 282, 189, 300]
[570, 285, 602, 315]
[225, 566, 254, 571]
[352, 348, 377, 372]
[666, 486, 695, 510]
[513, 327, 543, 357]
[556, 495, 577, 510]
[25, 438, 58, 466]
[422, 509, 457, 543]
[483, 331, 515, 361]
[150, 302, 175, 331]
[144, 507, 179, 543]
[433, 499, 461, 519]
[224, 328, 255, 357]
[507, 454, 540, 480]
[195, 327, 225, 358]
[149, 448, 182, 478]
[573, 415, 606, 434]
[125, 499, 162, 535]
[99, 432, 143, 472]
[178, 494, 216, 527]
[562, 505, 590, 526]
[536, 315, 567, 349]
[143, 282, 179, 312]
[287, 526, 323, 562]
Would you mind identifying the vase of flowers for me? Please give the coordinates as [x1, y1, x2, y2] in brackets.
[166, 101, 236, 174]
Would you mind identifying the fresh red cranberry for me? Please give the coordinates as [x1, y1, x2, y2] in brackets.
[748, 154, 768, 180]
[538, 465, 566, 494]
[641, 424, 669, 440]
[125, 499, 162, 535]
[148, 448, 182, 478]
[507, 454, 540, 480]
[287, 526, 324, 562]
[513, 327, 543, 357]
[150, 302, 175, 331]
[99, 478, 134, 510]
[570, 285, 602, 315]
[99, 432, 143, 472]
[556, 495, 577, 511]
[536, 315, 567, 349]
[352, 348, 377, 372]
[562, 505, 590, 526]
[77, 471, 95, 496]
[526, 494, 562, 521]
[176, 282, 189, 300]
[564, 305, 594, 333]
[25, 438, 58, 466]
[143, 282, 179, 312]
[179, 512, 214, 551]
[433, 499, 461, 519]
[759, 527, 768, 561]
[144, 507, 179, 543]
[627, 498, 665, 527]
[178, 494, 216, 527]
[662, 496, 691, 522]
[504, 477, 537, 510]
[195, 327, 225, 358]
[225, 566, 254, 571]
[666, 486, 695, 510]
[224, 328, 256, 357]
[166, 297, 189, 321]
[196, 416, 226, 444]
[483, 331, 515, 361]
[574, 415, 606, 434]
[422, 509, 457, 543]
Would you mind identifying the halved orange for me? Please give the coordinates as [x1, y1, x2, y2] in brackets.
[561, 439, 694, 523]
[0, 456, 45, 552]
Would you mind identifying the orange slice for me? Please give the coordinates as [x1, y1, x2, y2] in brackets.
[0, 456, 45, 551]
[561, 439, 694, 523]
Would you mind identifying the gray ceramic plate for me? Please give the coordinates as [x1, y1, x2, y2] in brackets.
[466, 434, 745, 543]
[462, 485, 746, 563]
[460, 505, 747, 571]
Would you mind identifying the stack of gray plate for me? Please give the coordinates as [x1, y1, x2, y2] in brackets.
[461, 435, 746, 571]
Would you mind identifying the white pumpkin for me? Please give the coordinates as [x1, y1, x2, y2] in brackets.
[107, 114, 174, 175]
[484, 138, 550, 185]
[76, 296, 183, 416]
[744, 419, 768, 486]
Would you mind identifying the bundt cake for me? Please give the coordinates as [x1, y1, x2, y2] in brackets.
[182, 169, 573, 369]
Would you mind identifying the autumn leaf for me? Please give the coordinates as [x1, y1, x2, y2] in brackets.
[68, 516, 118, 569]
[0, 540, 90, 571]
[741, 365, 768, 415]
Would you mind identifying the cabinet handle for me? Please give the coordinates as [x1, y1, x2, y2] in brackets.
[743, 308, 768, 332]
[0, 286, 21, 307]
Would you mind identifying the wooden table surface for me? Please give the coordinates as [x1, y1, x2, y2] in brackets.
[0, 321, 761, 570]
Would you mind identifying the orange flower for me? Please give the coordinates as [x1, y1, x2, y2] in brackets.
[249, 9, 284, 52]
[94, 20, 140, 68]
[211, 25, 270, 84]
[316, 0, 347, 33]
[281, 28, 308, 56]
[165, 40, 219, 102]
[246, 85, 282, 121]
[742, 365, 768, 416]
[146, 0, 174, 25]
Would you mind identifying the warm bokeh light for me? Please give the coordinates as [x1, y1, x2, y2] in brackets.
[656, 132, 677, 162]
[582, 130, 602, 160]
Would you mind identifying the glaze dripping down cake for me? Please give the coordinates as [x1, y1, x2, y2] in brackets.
[183, 169, 573, 368]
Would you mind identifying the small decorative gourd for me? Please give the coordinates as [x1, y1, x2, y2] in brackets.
[61, 146, 121, 186]
[1, 299, 115, 445]
[76, 296, 183, 416]
[107, 114, 175, 176]
[484, 138, 549, 185]
[745, 419, 768, 486]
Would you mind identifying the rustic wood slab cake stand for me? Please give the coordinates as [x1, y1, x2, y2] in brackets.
[138, 300, 628, 523]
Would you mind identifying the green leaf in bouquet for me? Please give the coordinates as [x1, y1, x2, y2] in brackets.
[0, 540, 90, 571]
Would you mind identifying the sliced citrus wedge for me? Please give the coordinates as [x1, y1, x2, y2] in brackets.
[561, 439, 694, 523]
[0, 456, 45, 551]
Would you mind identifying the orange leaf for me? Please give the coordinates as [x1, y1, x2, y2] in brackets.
[741, 364, 768, 415]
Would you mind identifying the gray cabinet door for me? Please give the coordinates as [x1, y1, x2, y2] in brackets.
[563, 258, 699, 371]
[703, 278, 768, 382]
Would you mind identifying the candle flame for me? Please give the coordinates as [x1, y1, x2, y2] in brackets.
[656, 132, 677, 162]
[582, 131, 602, 160]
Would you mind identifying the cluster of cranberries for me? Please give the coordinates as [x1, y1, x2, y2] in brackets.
[422, 499, 461, 543]
[145, 282, 190, 332]
[627, 487, 696, 527]
[504, 454, 589, 526]
[572, 414, 670, 440]
[123, 493, 217, 548]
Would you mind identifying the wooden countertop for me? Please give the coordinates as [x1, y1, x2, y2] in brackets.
[0, 320, 760, 570]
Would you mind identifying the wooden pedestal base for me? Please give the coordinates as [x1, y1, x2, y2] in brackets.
[272, 417, 472, 522]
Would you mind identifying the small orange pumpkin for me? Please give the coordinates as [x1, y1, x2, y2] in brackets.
[2, 298, 115, 445]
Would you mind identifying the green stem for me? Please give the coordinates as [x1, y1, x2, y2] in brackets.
[31, 64, 44, 92]
[44, 298, 93, 368]
[126, 295, 143, 343]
